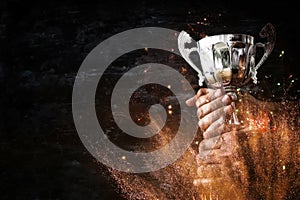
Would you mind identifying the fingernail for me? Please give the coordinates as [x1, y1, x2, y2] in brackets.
[222, 95, 231, 104]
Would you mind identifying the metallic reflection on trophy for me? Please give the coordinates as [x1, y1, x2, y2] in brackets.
[178, 23, 276, 125]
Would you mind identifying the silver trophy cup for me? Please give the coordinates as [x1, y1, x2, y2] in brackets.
[178, 23, 276, 125]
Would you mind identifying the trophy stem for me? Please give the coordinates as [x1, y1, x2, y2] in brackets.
[224, 86, 241, 125]
[231, 101, 240, 125]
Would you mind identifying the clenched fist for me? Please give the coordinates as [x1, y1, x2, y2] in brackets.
[186, 88, 236, 157]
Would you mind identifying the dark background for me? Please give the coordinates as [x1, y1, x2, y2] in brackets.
[0, 0, 299, 199]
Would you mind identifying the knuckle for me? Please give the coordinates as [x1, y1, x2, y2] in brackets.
[198, 120, 205, 131]
[206, 105, 212, 114]
[195, 99, 200, 108]
[201, 104, 212, 117]
[197, 108, 202, 118]
[197, 89, 202, 96]
[214, 89, 222, 98]
[224, 104, 233, 114]
[203, 131, 209, 139]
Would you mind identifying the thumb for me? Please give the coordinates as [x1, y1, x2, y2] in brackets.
[185, 95, 197, 107]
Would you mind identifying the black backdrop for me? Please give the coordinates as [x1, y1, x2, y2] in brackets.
[1, 0, 299, 199]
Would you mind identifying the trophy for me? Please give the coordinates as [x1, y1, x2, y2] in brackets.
[178, 23, 276, 125]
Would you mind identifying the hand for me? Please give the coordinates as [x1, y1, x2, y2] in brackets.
[186, 88, 239, 187]
[186, 88, 235, 158]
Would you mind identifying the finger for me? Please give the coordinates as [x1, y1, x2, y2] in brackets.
[195, 88, 225, 108]
[198, 135, 223, 152]
[197, 148, 232, 162]
[221, 130, 243, 148]
[185, 95, 196, 107]
[197, 94, 232, 118]
[196, 87, 209, 97]
[198, 103, 233, 132]
[202, 105, 233, 138]
[224, 104, 233, 115]
[202, 117, 226, 139]
[186, 88, 211, 107]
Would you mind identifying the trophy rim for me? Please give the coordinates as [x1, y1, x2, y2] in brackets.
[198, 33, 254, 44]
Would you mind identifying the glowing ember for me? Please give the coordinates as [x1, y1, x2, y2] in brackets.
[181, 66, 187, 74]
[279, 50, 285, 57]
[106, 92, 299, 200]
[95, 24, 299, 200]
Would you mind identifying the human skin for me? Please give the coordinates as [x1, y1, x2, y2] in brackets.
[186, 88, 234, 156]
[185, 88, 300, 200]
[109, 88, 298, 200]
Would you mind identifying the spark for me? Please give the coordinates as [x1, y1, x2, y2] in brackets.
[181, 66, 187, 74]
[279, 50, 285, 57]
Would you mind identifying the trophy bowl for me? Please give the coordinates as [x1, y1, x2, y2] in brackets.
[178, 23, 276, 125]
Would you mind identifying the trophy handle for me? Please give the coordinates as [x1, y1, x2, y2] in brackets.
[178, 31, 205, 86]
[252, 23, 276, 84]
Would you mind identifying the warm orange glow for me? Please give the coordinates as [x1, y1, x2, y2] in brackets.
[105, 94, 299, 200]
